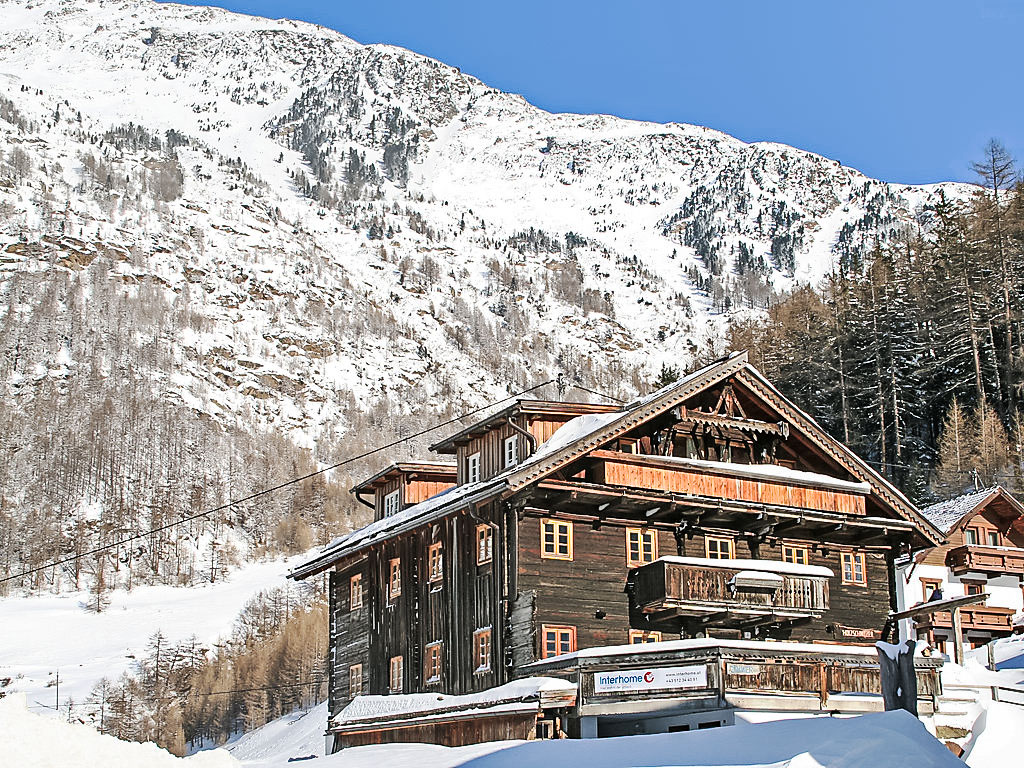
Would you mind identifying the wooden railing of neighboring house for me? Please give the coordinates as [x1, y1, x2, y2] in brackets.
[947, 544, 1024, 577]
[589, 450, 867, 516]
[916, 604, 1016, 633]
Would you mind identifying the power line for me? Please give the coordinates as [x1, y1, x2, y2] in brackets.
[27, 678, 329, 710]
[570, 381, 625, 404]
[0, 379, 556, 586]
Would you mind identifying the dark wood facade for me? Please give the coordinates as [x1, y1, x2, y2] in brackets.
[294, 353, 942, 743]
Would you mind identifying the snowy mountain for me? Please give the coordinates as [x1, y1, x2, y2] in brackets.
[0, 0, 973, 592]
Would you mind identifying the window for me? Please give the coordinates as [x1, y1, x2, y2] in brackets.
[383, 489, 401, 517]
[467, 452, 481, 484]
[428, 542, 443, 583]
[476, 524, 493, 565]
[964, 581, 985, 597]
[782, 545, 809, 566]
[389, 656, 403, 693]
[921, 578, 942, 601]
[350, 573, 363, 610]
[424, 642, 442, 683]
[541, 625, 576, 659]
[389, 558, 402, 599]
[629, 630, 662, 644]
[349, 664, 363, 698]
[504, 435, 519, 468]
[965, 527, 980, 545]
[626, 528, 657, 567]
[841, 551, 866, 585]
[473, 628, 492, 672]
[987, 531, 1000, 547]
[705, 536, 734, 560]
[541, 519, 573, 560]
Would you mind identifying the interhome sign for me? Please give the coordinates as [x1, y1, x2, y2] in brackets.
[592, 664, 708, 694]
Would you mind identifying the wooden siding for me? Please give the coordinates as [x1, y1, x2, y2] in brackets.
[519, 517, 891, 648]
[454, 415, 586, 485]
[335, 504, 506, 704]
[591, 450, 866, 515]
[328, 566, 370, 716]
[516, 514, 677, 661]
[406, 478, 454, 505]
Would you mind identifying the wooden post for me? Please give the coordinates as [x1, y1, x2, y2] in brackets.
[952, 607, 965, 665]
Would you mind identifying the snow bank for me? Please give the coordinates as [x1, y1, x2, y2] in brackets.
[307, 710, 960, 768]
[0, 693, 238, 768]
[225, 702, 327, 765]
[964, 700, 1024, 767]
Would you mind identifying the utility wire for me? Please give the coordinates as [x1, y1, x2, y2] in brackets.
[0, 379, 556, 586]
[27, 678, 329, 710]
[570, 381, 625, 404]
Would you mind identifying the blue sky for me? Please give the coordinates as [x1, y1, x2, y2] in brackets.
[170, 0, 1023, 185]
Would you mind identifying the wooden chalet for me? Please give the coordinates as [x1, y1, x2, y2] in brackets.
[291, 352, 945, 749]
[897, 486, 1024, 654]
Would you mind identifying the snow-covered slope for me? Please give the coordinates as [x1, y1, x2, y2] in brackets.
[0, 553, 310, 716]
[0, 0, 975, 592]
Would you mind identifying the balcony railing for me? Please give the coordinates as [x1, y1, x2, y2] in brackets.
[631, 557, 831, 629]
[589, 450, 868, 516]
[947, 544, 1024, 577]
[917, 604, 1016, 633]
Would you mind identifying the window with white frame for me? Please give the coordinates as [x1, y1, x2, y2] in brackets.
[428, 541, 443, 583]
[476, 524, 493, 565]
[383, 489, 401, 517]
[349, 664, 363, 698]
[424, 642, 442, 683]
[474, 628, 492, 672]
[504, 436, 519, 468]
[467, 452, 481, 483]
[389, 656, 403, 692]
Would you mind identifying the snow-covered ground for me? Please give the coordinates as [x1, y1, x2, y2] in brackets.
[0, 553, 311, 714]
[0, 693, 237, 768]
[4, 688, 967, 768]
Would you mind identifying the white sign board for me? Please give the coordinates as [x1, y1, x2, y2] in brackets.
[593, 664, 708, 694]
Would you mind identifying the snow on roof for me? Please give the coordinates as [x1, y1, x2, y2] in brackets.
[649, 455, 871, 494]
[656, 555, 834, 578]
[291, 477, 506, 578]
[333, 677, 575, 725]
[526, 637, 910, 667]
[293, 406, 627, 577]
[920, 487, 999, 533]
[525, 409, 625, 463]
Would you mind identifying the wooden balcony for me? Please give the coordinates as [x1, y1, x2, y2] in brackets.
[947, 544, 1024, 577]
[589, 450, 867, 516]
[630, 557, 831, 630]
[917, 604, 1016, 633]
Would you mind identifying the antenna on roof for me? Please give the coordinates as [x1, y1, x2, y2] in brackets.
[556, 373, 566, 399]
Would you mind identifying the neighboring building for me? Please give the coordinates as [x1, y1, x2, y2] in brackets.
[896, 486, 1024, 654]
[291, 352, 944, 749]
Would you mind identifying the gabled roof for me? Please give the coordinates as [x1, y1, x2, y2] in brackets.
[351, 461, 456, 494]
[499, 351, 943, 546]
[291, 351, 943, 580]
[920, 486, 1024, 534]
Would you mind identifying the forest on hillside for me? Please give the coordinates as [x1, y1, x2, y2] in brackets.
[725, 141, 1024, 504]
